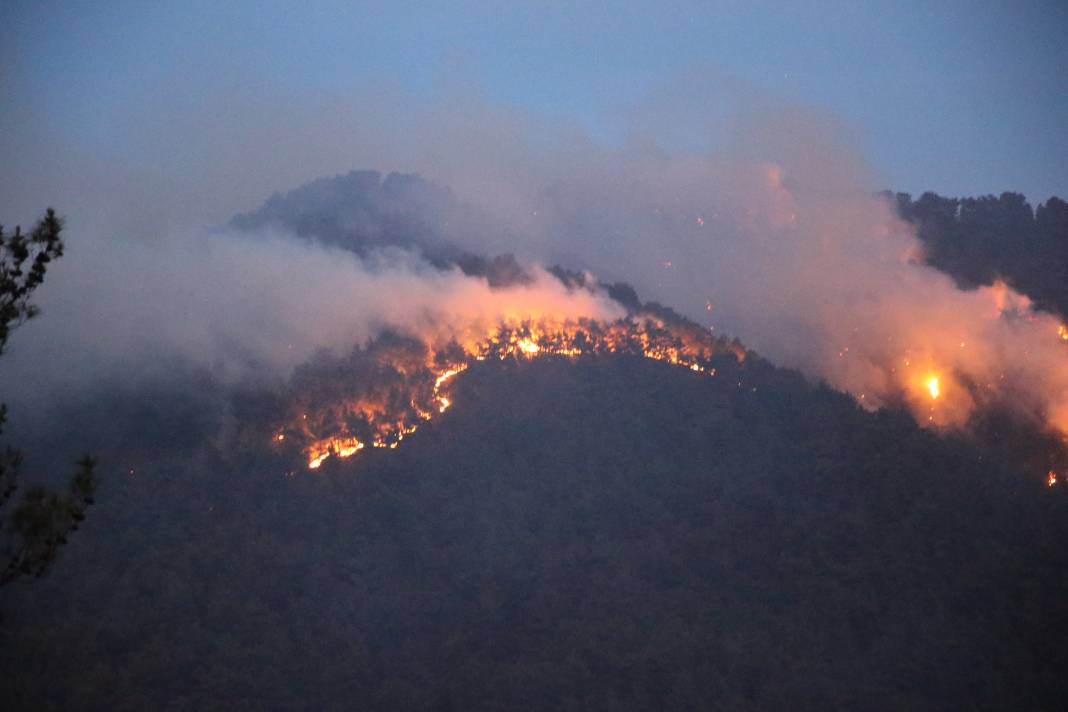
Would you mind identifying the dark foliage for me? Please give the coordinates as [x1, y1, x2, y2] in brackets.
[0, 211, 96, 587]
[892, 191, 1068, 317]
[1, 349, 1064, 710]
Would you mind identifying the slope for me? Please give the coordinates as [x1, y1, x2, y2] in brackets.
[2, 351, 1065, 711]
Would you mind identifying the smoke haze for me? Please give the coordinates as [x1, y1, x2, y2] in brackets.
[2, 78, 1067, 441]
[0, 226, 622, 408]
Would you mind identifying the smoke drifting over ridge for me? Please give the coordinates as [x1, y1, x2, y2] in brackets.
[0, 228, 622, 409]
[2, 83, 1067, 445]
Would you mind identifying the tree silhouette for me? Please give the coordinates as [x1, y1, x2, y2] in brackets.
[893, 191, 1068, 318]
[0, 209, 96, 586]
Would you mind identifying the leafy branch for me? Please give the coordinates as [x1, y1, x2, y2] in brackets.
[0, 210, 97, 587]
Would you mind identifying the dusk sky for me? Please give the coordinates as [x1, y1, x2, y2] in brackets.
[5, 6, 1068, 705]
[3, 1, 1067, 206]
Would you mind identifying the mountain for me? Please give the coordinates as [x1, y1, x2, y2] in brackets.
[2, 344, 1066, 710]
[2, 175, 1067, 710]
[230, 169, 572, 289]
[230, 170, 480, 271]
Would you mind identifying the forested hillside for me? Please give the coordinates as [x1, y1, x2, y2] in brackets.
[3, 178, 1067, 710]
[2, 349, 1065, 710]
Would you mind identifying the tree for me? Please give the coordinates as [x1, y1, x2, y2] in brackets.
[0, 209, 96, 586]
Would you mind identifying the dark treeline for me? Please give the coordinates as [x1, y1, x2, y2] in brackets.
[892, 191, 1068, 316]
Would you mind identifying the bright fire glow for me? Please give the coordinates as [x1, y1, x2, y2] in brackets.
[517, 338, 541, 355]
[307, 436, 364, 469]
[1049, 471, 1058, 487]
[926, 376, 940, 400]
[273, 315, 744, 469]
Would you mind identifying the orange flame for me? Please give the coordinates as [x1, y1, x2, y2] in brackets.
[275, 316, 743, 469]
[926, 376, 940, 400]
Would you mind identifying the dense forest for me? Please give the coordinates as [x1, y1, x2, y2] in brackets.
[2, 179, 1067, 709]
[2, 348, 1066, 710]
[893, 191, 1068, 317]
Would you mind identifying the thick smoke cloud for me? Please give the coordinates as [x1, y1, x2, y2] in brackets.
[420, 106, 1068, 436]
[0, 228, 621, 410]
[2, 78, 1067, 443]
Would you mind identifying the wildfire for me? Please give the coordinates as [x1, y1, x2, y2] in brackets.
[517, 338, 541, 355]
[275, 315, 744, 469]
[1048, 471, 1058, 487]
[926, 376, 940, 400]
[434, 366, 466, 390]
[308, 436, 365, 469]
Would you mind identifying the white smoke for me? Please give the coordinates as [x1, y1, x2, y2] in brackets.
[3, 79, 1066, 439]
[0, 227, 622, 411]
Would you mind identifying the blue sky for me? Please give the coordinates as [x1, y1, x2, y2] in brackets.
[3, 0, 1067, 202]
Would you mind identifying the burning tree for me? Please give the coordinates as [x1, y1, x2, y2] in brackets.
[0, 210, 96, 586]
[272, 316, 746, 471]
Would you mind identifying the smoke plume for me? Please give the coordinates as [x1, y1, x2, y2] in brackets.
[3, 79, 1067, 444]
